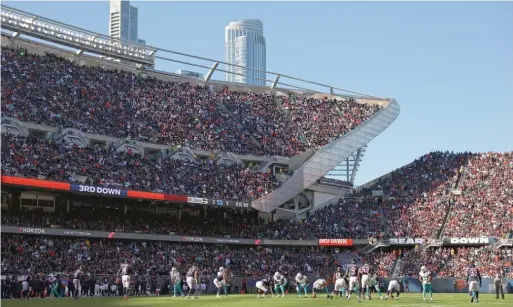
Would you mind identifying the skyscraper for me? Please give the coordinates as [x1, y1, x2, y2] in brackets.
[225, 20, 266, 86]
[109, 0, 143, 44]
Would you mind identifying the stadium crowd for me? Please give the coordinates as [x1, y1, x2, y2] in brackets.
[394, 247, 452, 277]
[0, 235, 337, 280]
[3, 149, 512, 241]
[437, 246, 512, 278]
[377, 152, 468, 239]
[443, 152, 513, 238]
[304, 198, 384, 239]
[1, 133, 278, 200]
[1, 47, 382, 157]
[0, 205, 377, 241]
[362, 249, 398, 278]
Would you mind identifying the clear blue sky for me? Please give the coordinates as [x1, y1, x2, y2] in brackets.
[5, 1, 513, 186]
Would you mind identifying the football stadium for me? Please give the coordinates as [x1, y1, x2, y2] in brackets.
[0, 2, 511, 307]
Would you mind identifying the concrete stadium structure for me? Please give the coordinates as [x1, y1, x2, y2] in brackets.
[1, 5, 400, 215]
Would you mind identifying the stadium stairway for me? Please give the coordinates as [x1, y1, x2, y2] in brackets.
[389, 255, 401, 277]
[391, 256, 403, 277]
[251, 99, 401, 212]
[218, 102, 263, 149]
[436, 158, 469, 239]
[360, 239, 391, 254]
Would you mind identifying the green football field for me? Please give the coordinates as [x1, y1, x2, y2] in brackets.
[0, 294, 510, 307]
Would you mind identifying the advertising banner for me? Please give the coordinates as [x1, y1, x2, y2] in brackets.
[2, 175, 248, 208]
[2, 225, 317, 246]
[70, 184, 127, 197]
[318, 238, 353, 247]
[389, 238, 424, 245]
[3, 225, 108, 238]
[263, 239, 318, 246]
[186, 197, 250, 209]
[443, 237, 492, 245]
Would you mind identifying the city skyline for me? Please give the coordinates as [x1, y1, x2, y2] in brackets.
[224, 19, 267, 86]
[109, 0, 144, 45]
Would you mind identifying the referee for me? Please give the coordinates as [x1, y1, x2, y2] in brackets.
[494, 267, 505, 300]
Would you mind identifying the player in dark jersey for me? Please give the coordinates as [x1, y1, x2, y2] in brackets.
[466, 263, 482, 304]
[118, 260, 133, 301]
[347, 259, 361, 302]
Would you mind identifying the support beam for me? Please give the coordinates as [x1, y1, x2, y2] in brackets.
[204, 61, 219, 83]
[350, 148, 363, 184]
[276, 207, 295, 214]
[271, 74, 280, 89]
[346, 158, 350, 182]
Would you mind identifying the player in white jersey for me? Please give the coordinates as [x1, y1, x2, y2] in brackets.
[170, 267, 184, 297]
[273, 272, 287, 297]
[214, 267, 228, 298]
[256, 277, 273, 298]
[118, 260, 132, 301]
[73, 266, 84, 300]
[331, 267, 347, 299]
[312, 278, 331, 299]
[419, 266, 433, 301]
[359, 263, 372, 300]
[21, 278, 30, 299]
[185, 265, 199, 299]
[295, 273, 309, 298]
[385, 279, 401, 300]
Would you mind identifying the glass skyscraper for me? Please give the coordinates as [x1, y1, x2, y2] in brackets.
[224, 20, 266, 86]
[109, 0, 143, 44]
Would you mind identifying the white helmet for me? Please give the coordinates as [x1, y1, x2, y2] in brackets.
[219, 267, 225, 272]
[296, 272, 302, 278]
[172, 267, 177, 272]
[421, 266, 426, 272]
[274, 272, 281, 278]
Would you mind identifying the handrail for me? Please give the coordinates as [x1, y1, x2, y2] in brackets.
[1, 4, 386, 100]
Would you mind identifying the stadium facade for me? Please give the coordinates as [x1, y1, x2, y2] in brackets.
[1, 5, 398, 217]
[224, 19, 266, 86]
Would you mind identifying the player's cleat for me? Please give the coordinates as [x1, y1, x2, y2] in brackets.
[123, 295, 127, 301]
[430, 297, 433, 300]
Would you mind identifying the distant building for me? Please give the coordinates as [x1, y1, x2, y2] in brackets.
[109, 0, 144, 44]
[175, 70, 204, 80]
[224, 20, 266, 86]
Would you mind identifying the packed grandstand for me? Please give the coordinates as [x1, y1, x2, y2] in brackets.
[0, 6, 512, 301]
